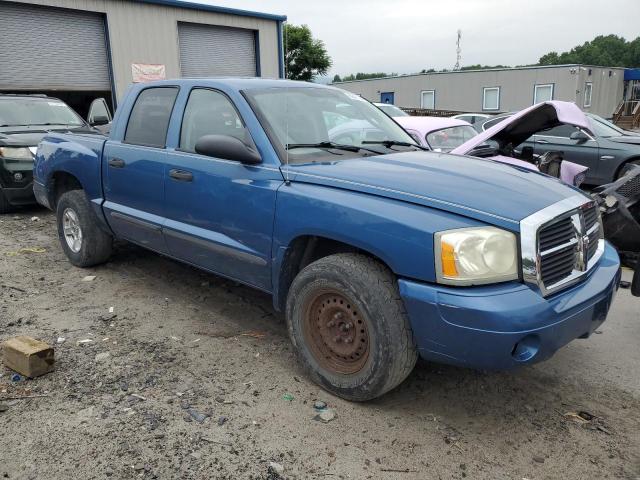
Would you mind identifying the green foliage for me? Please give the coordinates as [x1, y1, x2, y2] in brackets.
[459, 64, 509, 71]
[339, 72, 396, 81]
[284, 24, 332, 81]
[332, 74, 342, 83]
[538, 35, 640, 67]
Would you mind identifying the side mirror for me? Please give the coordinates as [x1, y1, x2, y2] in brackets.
[195, 135, 262, 165]
[90, 115, 110, 126]
[570, 130, 589, 142]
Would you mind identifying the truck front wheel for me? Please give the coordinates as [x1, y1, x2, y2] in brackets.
[56, 190, 113, 267]
[286, 253, 417, 401]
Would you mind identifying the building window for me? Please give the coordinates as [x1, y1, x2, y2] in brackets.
[533, 84, 554, 104]
[584, 82, 593, 107]
[482, 87, 500, 111]
[420, 90, 435, 109]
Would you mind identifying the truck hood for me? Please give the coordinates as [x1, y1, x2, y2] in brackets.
[0, 126, 94, 147]
[282, 151, 586, 228]
[452, 101, 592, 155]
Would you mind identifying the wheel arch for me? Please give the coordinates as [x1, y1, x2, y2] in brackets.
[274, 234, 395, 312]
[50, 170, 84, 209]
[614, 156, 640, 180]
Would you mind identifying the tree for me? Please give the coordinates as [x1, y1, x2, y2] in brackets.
[538, 35, 640, 67]
[284, 24, 332, 81]
[332, 74, 342, 83]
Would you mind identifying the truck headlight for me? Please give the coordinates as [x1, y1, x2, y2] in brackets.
[0, 147, 35, 160]
[435, 227, 518, 285]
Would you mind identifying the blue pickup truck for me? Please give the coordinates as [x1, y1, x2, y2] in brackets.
[34, 79, 621, 401]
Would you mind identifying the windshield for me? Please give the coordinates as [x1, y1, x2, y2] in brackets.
[426, 125, 478, 152]
[244, 86, 418, 163]
[587, 113, 624, 137]
[0, 98, 84, 127]
[377, 104, 409, 117]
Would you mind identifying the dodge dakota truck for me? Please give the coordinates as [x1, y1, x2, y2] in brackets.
[34, 79, 621, 401]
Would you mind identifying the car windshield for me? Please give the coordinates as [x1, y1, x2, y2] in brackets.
[377, 104, 409, 117]
[426, 125, 478, 152]
[587, 113, 624, 138]
[0, 97, 84, 127]
[244, 86, 419, 163]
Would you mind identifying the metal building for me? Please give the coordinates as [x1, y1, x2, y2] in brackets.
[335, 65, 626, 117]
[0, 0, 286, 116]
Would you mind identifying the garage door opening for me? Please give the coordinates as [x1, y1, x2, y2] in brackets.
[0, 2, 114, 119]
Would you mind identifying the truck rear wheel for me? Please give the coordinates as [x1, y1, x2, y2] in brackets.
[56, 190, 112, 267]
[286, 253, 417, 401]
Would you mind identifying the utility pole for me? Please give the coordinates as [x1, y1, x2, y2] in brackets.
[454, 29, 462, 71]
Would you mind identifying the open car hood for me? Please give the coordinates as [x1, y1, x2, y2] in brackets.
[451, 101, 593, 155]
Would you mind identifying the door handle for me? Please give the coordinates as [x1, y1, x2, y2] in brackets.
[169, 169, 193, 182]
[108, 158, 125, 168]
[537, 139, 549, 144]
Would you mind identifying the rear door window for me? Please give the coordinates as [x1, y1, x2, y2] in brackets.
[124, 87, 179, 147]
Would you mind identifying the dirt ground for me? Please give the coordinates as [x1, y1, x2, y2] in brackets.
[1, 208, 639, 480]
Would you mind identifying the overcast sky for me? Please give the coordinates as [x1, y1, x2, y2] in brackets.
[206, 0, 640, 78]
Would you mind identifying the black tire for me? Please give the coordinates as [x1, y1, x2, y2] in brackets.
[56, 190, 113, 267]
[617, 159, 640, 180]
[286, 253, 417, 401]
[0, 188, 14, 214]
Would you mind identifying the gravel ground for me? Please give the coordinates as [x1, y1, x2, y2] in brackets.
[1, 208, 639, 480]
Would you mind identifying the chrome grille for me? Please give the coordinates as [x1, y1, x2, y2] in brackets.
[521, 195, 605, 297]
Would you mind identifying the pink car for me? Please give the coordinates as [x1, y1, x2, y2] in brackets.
[389, 102, 590, 186]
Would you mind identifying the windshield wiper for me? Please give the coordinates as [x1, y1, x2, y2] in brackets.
[362, 140, 429, 151]
[286, 141, 382, 154]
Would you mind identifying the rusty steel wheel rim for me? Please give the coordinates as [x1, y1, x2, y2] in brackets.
[303, 289, 370, 375]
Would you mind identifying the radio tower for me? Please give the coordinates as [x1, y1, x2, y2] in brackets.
[454, 29, 462, 70]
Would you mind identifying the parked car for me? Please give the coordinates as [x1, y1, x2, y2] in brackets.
[373, 102, 409, 117]
[0, 94, 101, 213]
[451, 112, 493, 126]
[393, 103, 588, 187]
[473, 107, 640, 185]
[476, 112, 514, 132]
[34, 79, 620, 401]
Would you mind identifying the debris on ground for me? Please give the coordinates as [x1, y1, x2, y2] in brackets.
[267, 461, 285, 478]
[313, 400, 327, 410]
[2, 336, 54, 378]
[313, 408, 336, 423]
[56, 337, 66, 344]
[82, 276, 96, 282]
[76, 339, 94, 345]
[187, 408, 208, 424]
[10, 374, 22, 382]
[282, 393, 294, 402]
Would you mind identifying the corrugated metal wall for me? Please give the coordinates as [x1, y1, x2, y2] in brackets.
[178, 22, 256, 77]
[336, 66, 626, 117]
[0, 2, 110, 90]
[0, 0, 282, 101]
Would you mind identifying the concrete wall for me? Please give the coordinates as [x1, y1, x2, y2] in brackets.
[337, 65, 626, 117]
[6, 0, 282, 102]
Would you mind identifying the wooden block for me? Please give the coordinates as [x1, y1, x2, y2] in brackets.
[2, 336, 54, 378]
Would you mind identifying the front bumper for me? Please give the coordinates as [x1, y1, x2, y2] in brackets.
[1, 181, 36, 206]
[399, 242, 621, 370]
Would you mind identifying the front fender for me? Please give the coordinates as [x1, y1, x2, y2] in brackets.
[272, 182, 489, 286]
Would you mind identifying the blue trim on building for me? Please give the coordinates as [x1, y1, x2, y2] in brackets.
[625, 69, 640, 81]
[254, 31, 261, 77]
[134, 0, 286, 21]
[277, 20, 285, 79]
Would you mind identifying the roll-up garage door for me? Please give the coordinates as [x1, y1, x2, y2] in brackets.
[0, 2, 111, 90]
[178, 22, 257, 77]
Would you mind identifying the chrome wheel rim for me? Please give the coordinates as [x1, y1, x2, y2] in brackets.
[62, 208, 83, 253]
